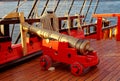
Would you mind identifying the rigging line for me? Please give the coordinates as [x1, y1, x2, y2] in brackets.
[62, 0, 74, 28]
[68, 0, 74, 14]
[2, 0, 27, 19]
[16, 0, 21, 12]
[14, 33, 21, 44]
[40, 0, 50, 16]
[14, 0, 39, 44]
[11, 0, 21, 38]
[90, 0, 99, 23]
[64, 0, 74, 15]
[54, 0, 60, 13]
[35, 1, 40, 18]
[79, 0, 87, 15]
[49, 0, 55, 12]
[83, 0, 93, 22]
[64, 0, 67, 14]
[52, 0, 56, 11]
[28, 0, 39, 18]
[57, 0, 66, 16]
[12, 0, 27, 12]
[1, 0, 26, 44]
[30, 0, 40, 18]
[75, 0, 87, 26]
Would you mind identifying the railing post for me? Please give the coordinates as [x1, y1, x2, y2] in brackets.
[116, 16, 120, 41]
[97, 17, 102, 40]
[0, 24, 9, 36]
[19, 12, 27, 56]
[67, 15, 71, 34]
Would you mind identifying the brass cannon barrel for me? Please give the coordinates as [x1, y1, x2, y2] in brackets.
[23, 23, 93, 55]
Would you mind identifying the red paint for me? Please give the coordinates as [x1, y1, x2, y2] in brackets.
[0, 36, 42, 64]
[85, 34, 97, 39]
[69, 30, 85, 39]
[61, 29, 85, 39]
[93, 13, 120, 41]
[27, 37, 42, 54]
[116, 16, 120, 41]
[41, 39, 99, 76]
[97, 17, 103, 40]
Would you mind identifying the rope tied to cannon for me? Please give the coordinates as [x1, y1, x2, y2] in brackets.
[40, 11, 59, 32]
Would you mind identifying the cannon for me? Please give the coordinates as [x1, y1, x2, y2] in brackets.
[23, 22, 99, 76]
[23, 23, 93, 55]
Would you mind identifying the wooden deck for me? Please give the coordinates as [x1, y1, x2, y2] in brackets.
[0, 39, 120, 81]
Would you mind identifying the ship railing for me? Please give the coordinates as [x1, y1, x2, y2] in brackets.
[92, 13, 120, 41]
[102, 24, 117, 39]
[58, 15, 84, 30]
[58, 14, 119, 40]
[1, 12, 119, 43]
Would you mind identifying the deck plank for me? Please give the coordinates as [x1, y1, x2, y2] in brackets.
[83, 57, 117, 81]
[54, 72, 71, 81]
[73, 57, 109, 81]
[0, 39, 120, 81]
[0, 60, 39, 80]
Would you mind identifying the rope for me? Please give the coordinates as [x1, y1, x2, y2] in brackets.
[40, 12, 59, 32]
[64, 0, 67, 14]
[11, 0, 21, 38]
[12, 0, 27, 12]
[75, 14, 82, 31]
[14, 0, 38, 44]
[40, 0, 49, 16]
[33, 0, 40, 18]
[28, 0, 39, 18]
[79, 0, 87, 15]
[68, 0, 74, 14]
[65, 14, 71, 34]
[83, 0, 93, 22]
[75, 0, 87, 26]
[2, 0, 27, 44]
[57, 0, 66, 16]
[2, 0, 27, 19]
[54, 0, 60, 13]
[34, 2, 39, 18]
[62, 0, 74, 28]
[90, 0, 99, 23]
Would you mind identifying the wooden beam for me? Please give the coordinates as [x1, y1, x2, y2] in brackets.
[58, 15, 84, 20]
[0, 19, 40, 25]
[19, 12, 27, 56]
[0, 15, 84, 25]
[93, 13, 120, 18]
[0, 24, 9, 36]
[3, 12, 19, 19]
